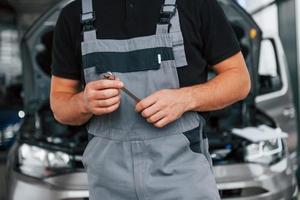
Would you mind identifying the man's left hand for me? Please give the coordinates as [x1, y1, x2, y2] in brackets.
[135, 89, 192, 128]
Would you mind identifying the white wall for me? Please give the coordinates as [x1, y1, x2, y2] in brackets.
[237, 0, 279, 37]
[0, 28, 21, 85]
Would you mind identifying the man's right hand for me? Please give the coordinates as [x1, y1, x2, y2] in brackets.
[50, 76, 124, 126]
[83, 79, 124, 116]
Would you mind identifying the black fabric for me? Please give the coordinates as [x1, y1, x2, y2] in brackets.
[182, 125, 209, 154]
[182, 126, 201, 154]
[82, 47, 174, 73]
[52, 0, 240, 87]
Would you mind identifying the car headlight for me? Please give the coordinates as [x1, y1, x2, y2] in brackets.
[245, 138, 285, 165]
[18, 143, 73, 178]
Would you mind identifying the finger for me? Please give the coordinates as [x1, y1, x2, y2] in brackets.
[95, 95, 121, 107]
[93, 102, 120, 115]
[93, 89, 120, 99]
[146, 111, 166, 124]
[136, 95, 157, 112]
[90, 79, 124, 90]
[141, 103, 161, 118]
[154, 117, 170, 128]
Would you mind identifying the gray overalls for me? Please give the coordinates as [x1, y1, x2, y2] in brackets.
[80, 0, 221, 199]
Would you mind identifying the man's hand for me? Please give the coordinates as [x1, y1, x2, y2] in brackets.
[83, 79, 124, 115]
[50, 76, 123, 126]
[135, 52, 250, 128]
[135, 89, 192, 128]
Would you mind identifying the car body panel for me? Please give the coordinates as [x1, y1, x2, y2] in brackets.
[237, 0, 298, 165]
[255, 30, 298, 155]
[8, 160, 297, 200]
[9, 172, 89, 200]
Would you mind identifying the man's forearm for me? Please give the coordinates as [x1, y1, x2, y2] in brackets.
[182, 67, 251, 112]
[50, 91, 93, 126]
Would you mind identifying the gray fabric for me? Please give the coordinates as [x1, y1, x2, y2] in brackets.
[203, 137, 213, 170]
[81, 12, 94, 21]
[198, 116, 214, 170]
[82, 133, 220, 200]
[81, 34, 172, 55]
[83, 67, 98, 82]
[169, 11, 181, 33]
[83, 30, 97, 41]
[84, 63, 200, 140]
[173, 45, 188, 68]
[81, 0, 96, 41]
[155, 1, 188, 67]
[170, 31, 185, 46]
[164, 0, 176, 5]
[83, 27, 197, 140]
[82, 136, 137, 200]
[162, 5, 175, 12]
[168, 1, 188, 67]
[156, 24, 169, 35]
[82, 0, 93, 15]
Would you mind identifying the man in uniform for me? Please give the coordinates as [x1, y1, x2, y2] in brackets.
[50, 0, 250, 199]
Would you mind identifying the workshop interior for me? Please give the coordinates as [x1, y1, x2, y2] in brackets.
[1, 0, 300, 199]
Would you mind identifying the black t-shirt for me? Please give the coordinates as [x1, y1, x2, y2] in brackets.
[52, 0, 240, 87]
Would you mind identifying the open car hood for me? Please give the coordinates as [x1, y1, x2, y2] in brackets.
[19, 0, 265, 158]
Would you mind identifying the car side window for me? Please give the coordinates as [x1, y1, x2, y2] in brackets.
[258, 39, 283, 95]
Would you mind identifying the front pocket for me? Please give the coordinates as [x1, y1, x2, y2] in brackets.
[180, 131, 211, 170]
[182, 126, 201, 154]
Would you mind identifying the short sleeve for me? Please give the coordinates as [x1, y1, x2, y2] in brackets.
[199, 0, 241, 65]
[51, 8, 81, 80]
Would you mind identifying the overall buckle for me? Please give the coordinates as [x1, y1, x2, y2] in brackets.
[159, 4, 176, 24]
[81, 11, 96, 32]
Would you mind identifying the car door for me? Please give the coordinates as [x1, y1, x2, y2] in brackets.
[255, 36, 298, 154]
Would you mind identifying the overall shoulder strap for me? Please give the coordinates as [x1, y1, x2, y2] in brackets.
[81, 0, 97, 41]
[156, 0, 176, 34]
[156, 0, 188, 67]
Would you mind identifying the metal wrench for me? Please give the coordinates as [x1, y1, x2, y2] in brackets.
[102, 72, 141, 103]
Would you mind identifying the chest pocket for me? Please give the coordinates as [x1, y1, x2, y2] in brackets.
[81, 34, 175, 75]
